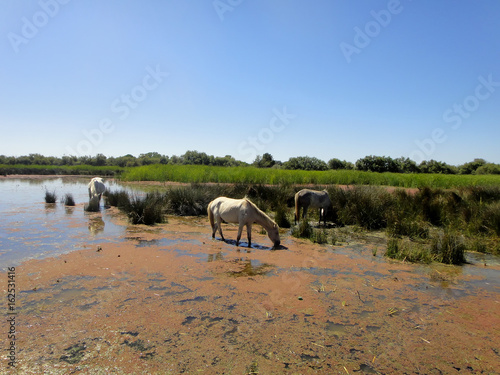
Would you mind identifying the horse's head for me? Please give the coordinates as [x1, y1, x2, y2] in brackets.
[268, 223, 280, 247]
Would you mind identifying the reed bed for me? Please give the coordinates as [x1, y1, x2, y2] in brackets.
[121, 164, 500, 189]
[105, 182, 499, 262]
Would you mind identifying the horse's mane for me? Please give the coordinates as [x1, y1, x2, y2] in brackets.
[243, 197, 277, 227]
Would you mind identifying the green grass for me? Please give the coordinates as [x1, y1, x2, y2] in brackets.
[121, 164, 500, 188]
[0, 164, 123, 176]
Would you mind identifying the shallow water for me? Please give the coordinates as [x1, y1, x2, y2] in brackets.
[0, 177, 130, 268]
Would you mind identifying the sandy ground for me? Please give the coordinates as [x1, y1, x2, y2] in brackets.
[1, 206, 499, 374]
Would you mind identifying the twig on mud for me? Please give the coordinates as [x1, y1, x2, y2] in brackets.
[388, 307, 399, 316]
[356, 290, 363, 303]
[311, 342, 325, 348]
[343, 366, 350, 374]
[420, 337, 431, 344]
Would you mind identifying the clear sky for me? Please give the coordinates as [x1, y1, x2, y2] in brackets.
[1, 0, 499, 165]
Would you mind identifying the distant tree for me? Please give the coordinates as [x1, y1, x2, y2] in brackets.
[327, 158, 353, 170]
[61, 155, 77, 165]
[253, 153, 276, 168]
[283, 156, 328, 171]
[395, 157, 419, 173]
[138, 152, 165, 165]
[92, 153, 107, 166]
[181, 150, 211, 165]
[212, 155, 240, 167]
[168, 155, 182, 165]
[419, 160, 457, 174]
[459, 158, 486, 174]
[111, 154, 138, 168]
[355, 155, 399, 173]
[475, 163, 500, 175]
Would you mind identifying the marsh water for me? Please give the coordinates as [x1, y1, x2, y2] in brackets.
[1, 176, 499, 373]
[0, 176, 130, 268]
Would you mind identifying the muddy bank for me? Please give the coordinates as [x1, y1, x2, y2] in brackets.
[1, 207, 499, 374]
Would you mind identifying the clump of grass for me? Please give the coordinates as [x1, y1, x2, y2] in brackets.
[330, 186, 391, 229]
[62, 193, 75, 206]
[431, 231, 466, 265]
[166, 186, 207, 216]
[387, 217, 429, 240]
[105, 189, 131, 208]
[481, 202, 500, 236]
[291, 220, 313, 239]
[385, 238, 434, 263]
[126, 192, 166, 225]
[311, 228, 329, 244]
[386, 230, 466, 265]
[274, 205, 291, 228]
[45, 190, 57, 203]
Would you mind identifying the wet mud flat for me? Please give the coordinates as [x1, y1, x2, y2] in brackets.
[2, 212, 500, 374]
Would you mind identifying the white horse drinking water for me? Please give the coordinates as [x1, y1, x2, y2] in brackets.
[294, 189, 332, 226]
[88, 177, 106, 207]
[208, 197, 280, 248]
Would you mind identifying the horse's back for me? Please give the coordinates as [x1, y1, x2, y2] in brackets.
[88, 177, 105, 196]
[209, 197, 246, 223]
[295, 189, 330, 207]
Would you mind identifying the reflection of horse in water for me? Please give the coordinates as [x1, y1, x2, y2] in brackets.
[87, 177, 106, 211]
[88, 216, 105, 236]
[294, 189, 332, 226]
[208, 197, 280, 248]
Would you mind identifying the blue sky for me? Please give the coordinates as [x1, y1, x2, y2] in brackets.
[1, 0, 499, 165]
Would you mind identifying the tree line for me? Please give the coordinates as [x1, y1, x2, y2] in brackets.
[1, 152, 499, 175]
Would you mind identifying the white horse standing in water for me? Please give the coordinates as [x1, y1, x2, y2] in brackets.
[294, 188, 332, 226]
[208, 197, 280, 248]
[88, 177, 106, 206]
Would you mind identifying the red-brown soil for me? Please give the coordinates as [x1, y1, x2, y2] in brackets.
[1, 209, 499, 374]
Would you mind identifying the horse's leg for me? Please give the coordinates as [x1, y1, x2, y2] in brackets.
[246, 224, 252, 247]
[211, 217, 217, 239]
[302, 205, 309, 220]
[236, 223, 245, 246]
[217, 217, 225, 241]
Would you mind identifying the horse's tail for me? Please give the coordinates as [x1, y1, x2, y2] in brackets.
[294, 192, 299, 224]
[207, 201, 215, 229]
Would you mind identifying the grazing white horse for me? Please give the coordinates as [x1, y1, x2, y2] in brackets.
[88, 177, 106, 204]
[295, 189, 332, 226]
[208, 197, 280, 248]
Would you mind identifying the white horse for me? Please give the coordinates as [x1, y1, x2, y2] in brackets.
[208, 197, 280, 248]
[88, 177, 106, 204]
[294, 189, 332, 226]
